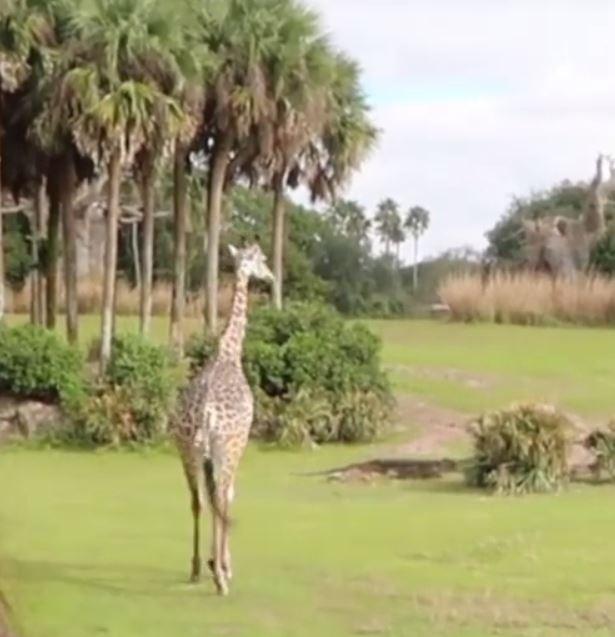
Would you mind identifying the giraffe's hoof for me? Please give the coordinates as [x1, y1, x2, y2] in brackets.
[214, 579, 229, 596]
[190, 559, 202, 583]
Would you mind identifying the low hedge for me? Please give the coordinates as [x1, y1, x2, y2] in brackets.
[0, 324, 85, 405]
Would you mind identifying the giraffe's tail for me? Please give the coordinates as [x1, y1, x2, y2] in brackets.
[203, 459, 232, 527]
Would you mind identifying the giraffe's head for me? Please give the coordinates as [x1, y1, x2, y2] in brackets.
[228, 243, 274, 283]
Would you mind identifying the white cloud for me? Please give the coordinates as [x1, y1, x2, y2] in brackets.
[303, 0, 615, 261]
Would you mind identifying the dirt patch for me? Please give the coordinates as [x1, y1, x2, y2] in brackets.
[315, 458, 460, 484]
[392, 394, 469, 457]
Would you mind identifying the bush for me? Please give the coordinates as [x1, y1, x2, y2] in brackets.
[71, 334, 180, 446]
[187, 302, 393, 447]
[584, 424, 615, 480]
[466, 404, 571, 494]
[0, 324, 85, 404]
[184, 332, 218, 375]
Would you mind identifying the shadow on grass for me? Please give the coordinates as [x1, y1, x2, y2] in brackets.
[4, 558, 218, 598]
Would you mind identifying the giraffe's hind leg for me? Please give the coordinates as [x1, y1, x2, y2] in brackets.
[181, 457, 204, 583]
[204, 457, 230, 595]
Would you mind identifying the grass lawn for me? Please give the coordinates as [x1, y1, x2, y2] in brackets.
[2, 317, 615, 636]
[368, 320, 615, 419]
[3, 448, 615, 637]
[9, 314, 615, 418]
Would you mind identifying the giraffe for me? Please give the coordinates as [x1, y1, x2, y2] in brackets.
[171, 243, 274, 596]
[521, 154, 615, 278]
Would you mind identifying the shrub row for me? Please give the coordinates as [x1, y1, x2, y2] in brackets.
[0, 302, 392, 447]
[0, 325, 178, 446]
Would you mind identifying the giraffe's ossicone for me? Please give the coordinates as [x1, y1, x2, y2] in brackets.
[171, 243, 274, 596]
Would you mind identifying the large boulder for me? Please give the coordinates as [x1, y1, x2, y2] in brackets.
[0, 395, 61, 441]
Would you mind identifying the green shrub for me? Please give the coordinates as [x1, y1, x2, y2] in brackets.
[0, 324, 85, 404]
[71, 334, 180, 446]
[188, 302, 393, 446]
[584, 424, 615, 480]
[466, 404, 571, 494]
[184, 332, 218, 375]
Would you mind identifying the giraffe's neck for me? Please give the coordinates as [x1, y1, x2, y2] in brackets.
[217, 271, 249, 364]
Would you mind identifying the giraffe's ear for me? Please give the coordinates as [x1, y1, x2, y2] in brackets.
[228, 244, 238, 259]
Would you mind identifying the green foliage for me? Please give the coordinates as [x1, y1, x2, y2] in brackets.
[184, 331, 218, 375]
[187, 302, 393, 447]
[590, 229, 615, 275]
[584, 424, 615, 480]
[72, 335, 180, 446]
[486, 183, 593, 264]
[4, 215, 34, 290]
[466, 404, 571, 495]
[0, 324, 85, 404]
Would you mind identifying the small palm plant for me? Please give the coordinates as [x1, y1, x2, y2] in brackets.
[466, 403, 572, 495]
[585, 423, 615, 480]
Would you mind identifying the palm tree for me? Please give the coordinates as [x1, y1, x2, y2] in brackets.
[167, 10, 212, 353]
[56, 0, 186, 368]
[264, 10, 333, 310]
[390, 214, 405, 267]
[197, 0, 328, 329]
[306, 53, 377, 204]
[328, 199, 370, 244]
[0, 0, 52, 321]
[404, 205, 430, 290]
[374, 198, 400, 258]
[196, 0, 266, 330]
[127, 5, 194, 337]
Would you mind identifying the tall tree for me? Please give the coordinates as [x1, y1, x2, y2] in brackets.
[197, 0, 328, 329]
[168, 17, 211, 353]
[374, 198, 400, 258]
[404, 205, 430, 290]
[0, 0, 51, 320]
[390, 213, 405, 267]
[262, 10, 333, 310]
[55, 0, 186, 368]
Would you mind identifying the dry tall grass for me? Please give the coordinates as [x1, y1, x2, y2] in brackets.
[439, 271, 615, 325]
[5, 277, 238, 318]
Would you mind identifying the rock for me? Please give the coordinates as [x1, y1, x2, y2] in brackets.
[0, 395, 62, 442]
[430, 303, 450, 318]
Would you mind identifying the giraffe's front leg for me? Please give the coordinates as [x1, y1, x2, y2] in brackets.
[190, 484, 204, 583]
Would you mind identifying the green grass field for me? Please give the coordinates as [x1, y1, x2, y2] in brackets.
[2, 317, 615, 636]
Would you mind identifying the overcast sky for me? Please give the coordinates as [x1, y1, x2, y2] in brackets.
[304, 0, 615, 261]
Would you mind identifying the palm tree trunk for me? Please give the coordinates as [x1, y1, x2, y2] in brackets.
[170, 145, 188, 353]
[131, 222, 141, 289]
[139, 168, 154, 336]
[100, 148, 121, 372]
[413, 235, 419, 291]
[45, 171, 61, 329]
[60, 155, 78, 344]
[271, 173, 285, 310]
[0, 133, 5, 322]
[31, 179, 46, 325]
[205, 137, 231, 333]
